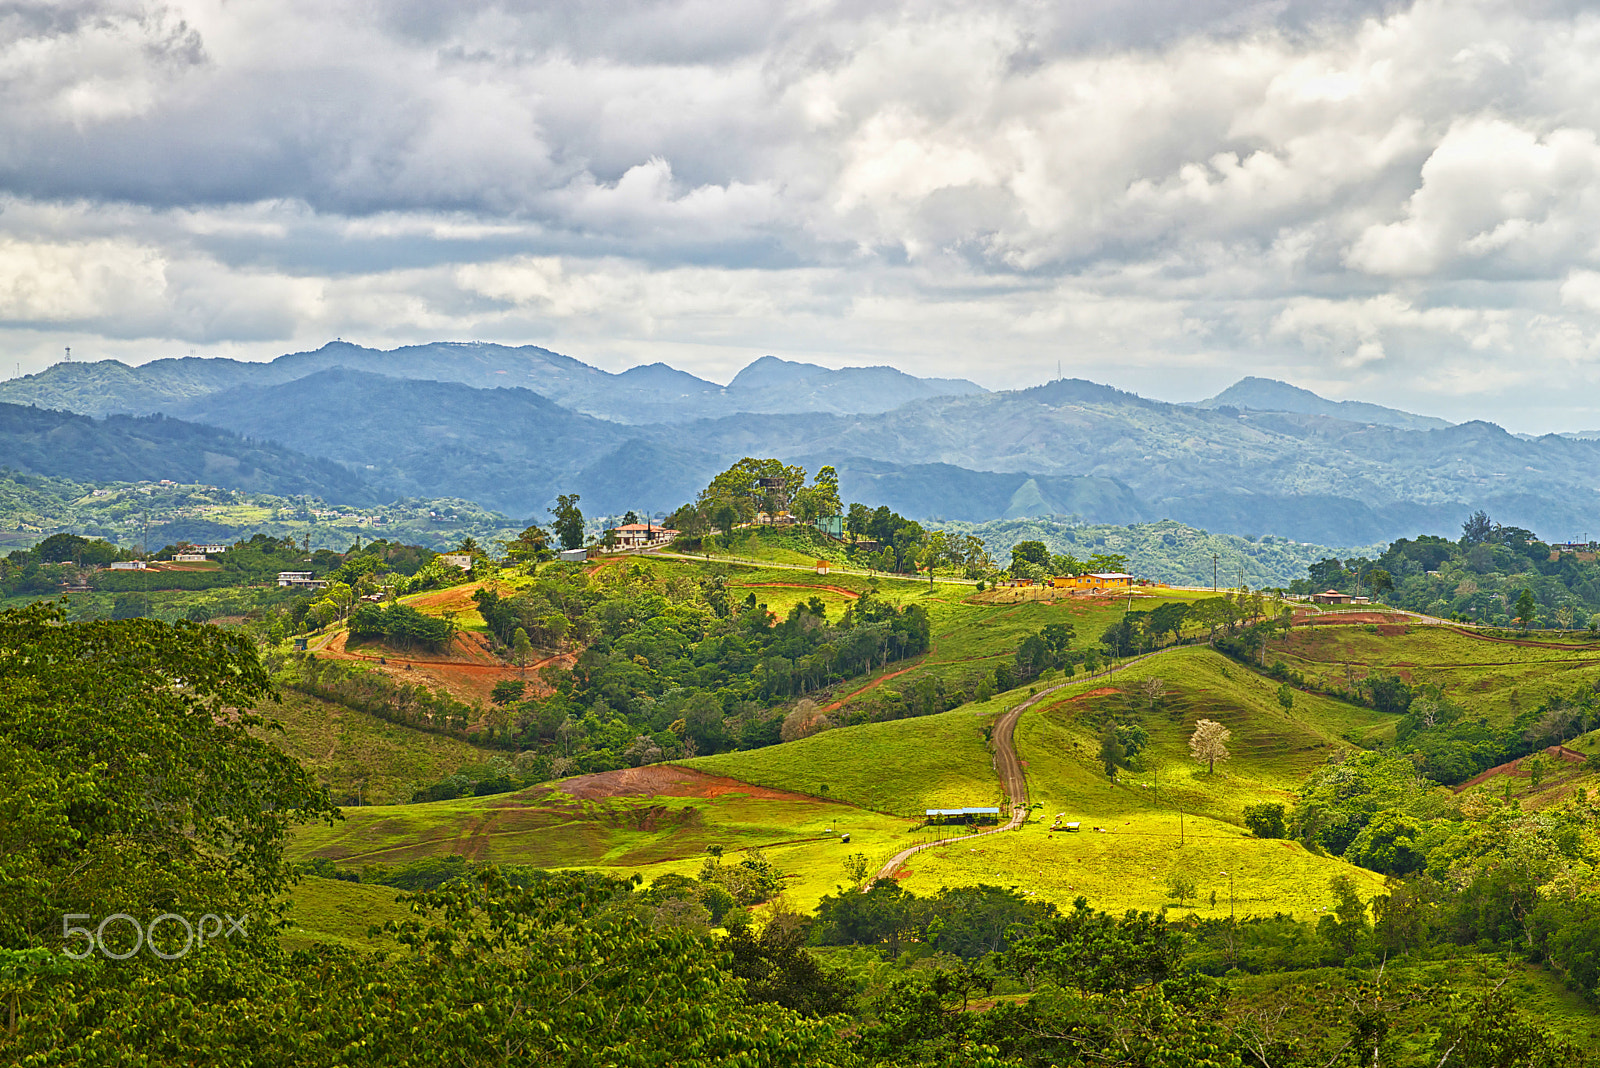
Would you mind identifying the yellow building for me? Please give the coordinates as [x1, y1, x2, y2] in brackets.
[1051, 572, 1135, 590]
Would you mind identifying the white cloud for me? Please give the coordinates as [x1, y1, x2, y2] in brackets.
[14, 0, 1600, 428]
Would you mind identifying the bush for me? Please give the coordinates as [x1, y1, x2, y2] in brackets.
[1242, 802, 1286, 839]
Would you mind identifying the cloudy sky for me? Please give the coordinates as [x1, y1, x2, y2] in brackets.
[8, 0, 1600, 429]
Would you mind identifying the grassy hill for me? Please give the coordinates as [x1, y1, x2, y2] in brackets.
[1276, 621, 1600, 724]
[254, 690, 493, 805]
[290, 768, 916, 911]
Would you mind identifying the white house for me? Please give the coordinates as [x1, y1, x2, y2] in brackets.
[174, 553, 208, 563]
[439, 553, 473, 570]
[109, 561, 147, 570]
[277, 571, 326, 589]
[195, 544, 228, 554]
[605, 523, 679, 549]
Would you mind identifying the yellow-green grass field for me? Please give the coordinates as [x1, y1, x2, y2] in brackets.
[685, 694, 1025, 814]
[281, 876, 408, 952]
[895, 813, 1385, 919]
[254, 690, 493, 805]
[288, 782, 918, 912]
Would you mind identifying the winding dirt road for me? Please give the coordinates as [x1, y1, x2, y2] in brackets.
[868, 649, 1179, 884]
[869, 677, 1073, 882]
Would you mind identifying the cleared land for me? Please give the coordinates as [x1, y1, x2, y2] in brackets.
[290, 765, 917, 912]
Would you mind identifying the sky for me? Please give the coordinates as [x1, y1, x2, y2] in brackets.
[7, 0, 1600, 431]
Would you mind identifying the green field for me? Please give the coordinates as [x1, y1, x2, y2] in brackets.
[255, 690, 492, 805]
[281, 876, 409, 952]
[686, 694, 1024, 814]
[1277, 622, 1600, 724]
[289, 778, 917, 912]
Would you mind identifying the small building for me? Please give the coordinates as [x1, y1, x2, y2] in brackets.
[194, 543, 228, 554]
[277, 571, 327, 589]
[606, 523, 679, 549]
[815, 559, 831, 575]
[925, 806, 1002, 825]
[1052, 572, 1134, 590]
[439, 553, 473, 570]
[174, 553, 208, 563]
[557, 547, 589, 563]
[814, 515, 844, 538]
[1311, 589, 1351, 605]
[109, 561, 147, 570]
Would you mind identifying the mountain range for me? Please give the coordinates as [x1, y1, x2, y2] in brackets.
[2, 341, 1593, 547]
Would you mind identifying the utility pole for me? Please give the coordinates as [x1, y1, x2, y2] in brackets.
[1212, 554, 1218, 592]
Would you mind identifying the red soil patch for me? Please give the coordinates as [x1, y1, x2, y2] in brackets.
[820, 664, 918, 713]
[313, 627, 574, 704]
[544, 765, 822, 803]
[1292, 612, 1406, 626]
[729, 582, 861, 598]
[1453, 745, 1588, 793]
[1068, 687, 1120, 701]
[407, 583, 491, 614]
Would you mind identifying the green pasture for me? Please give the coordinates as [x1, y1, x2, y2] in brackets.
[281, 876, 408, 952]
[288, 783, 917, 912]
[685, 695, 1022, 815]
[1278, 624, 1600, 723]
[896, 813, 1384, 919]
[254, 690, 492, 805]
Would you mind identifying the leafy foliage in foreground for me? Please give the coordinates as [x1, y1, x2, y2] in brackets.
[0, 603, 336, 950]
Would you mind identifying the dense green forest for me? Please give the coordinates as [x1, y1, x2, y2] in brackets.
[1301, 511, 1600, 627]
[468, 559, 931, 769]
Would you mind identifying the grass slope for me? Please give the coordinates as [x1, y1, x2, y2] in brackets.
[684, 695, 1024, 815]
[254, 690, 492, 805]
[281, 876, 408, 952]
[289, 782, 916, 913]
[1276, 623, 1600, 725]
[892, 648, 1395, 914]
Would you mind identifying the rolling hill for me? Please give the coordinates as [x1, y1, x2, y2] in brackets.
[0, 401, 376, 501]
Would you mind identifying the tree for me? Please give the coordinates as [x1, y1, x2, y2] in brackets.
[1277, 683, 1295, 714]
[1368, 568, 1393, 596]
[843, 853, 871, 884]
[0, 602, 336, 949]
[1515, 588, 1538, 630]
[1189, 719, 1231, 774]
[1243, 802, 1287, 838]
[1365, 674, 1413, 716]
[1010, 540, 1050, 578]
[512, 628, 534, 676]
[549, 494, 585, 551]
[1462, 509, 1494, 546]
[1099, 721, 1125, 780]
[1166, 869, 1197, 907]
[846, 502, 872, 541]
[490, 680, 527, 706]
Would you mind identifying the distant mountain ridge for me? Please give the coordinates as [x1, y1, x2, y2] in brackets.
[2, 344, 1594, 545]
[1192, 376, 1452, 431]
[0, 342, 985, 425]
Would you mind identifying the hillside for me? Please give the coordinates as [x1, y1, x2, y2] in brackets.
[0, 401, 376, 501]
[11, 345, 1600, 543]
[169, 369, 631, 516]
[659, 379, 1600, 544]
